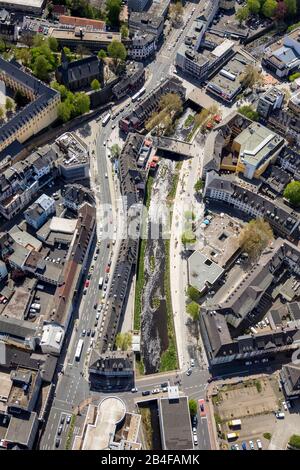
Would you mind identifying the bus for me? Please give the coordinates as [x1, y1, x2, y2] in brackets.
[227, 432, 239, 441]
[98, 276, 104, 289]
[75, 339, 84, 361]
[102, 113, 111, 126]
[229, 419, 241, 429]
[132, 87, 146, 103]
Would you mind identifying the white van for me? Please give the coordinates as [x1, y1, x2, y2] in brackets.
[193, 435, 198, 446]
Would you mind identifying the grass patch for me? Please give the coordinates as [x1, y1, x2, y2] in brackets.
[214, 413, 222, 426]
[263, 432, 272, 440]
[184, 114, 194, 128]
[158, 163, 181, 372]
[254, 380, 262, 393]
[140, 407, 153, 450]
[65, 414, 76, 450]
[136, 358, 145, 376]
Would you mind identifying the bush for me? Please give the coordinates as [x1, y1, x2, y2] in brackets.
[238, 105, 259, 121]
[187, 301, 200, 321]
[189, 399, 197, 416]
[288, 434, 300, 449]
[289, 72, 300, 82]
[187, 285, 201, 302]
[263, 432, 272, 440]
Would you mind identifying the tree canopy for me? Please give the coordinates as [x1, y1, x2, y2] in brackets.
[289, 434, 300, 449]
[189, 399, 198, 416]
[240, 64, 262, 89]
[187, 301, 200, 321]
[247, 0, 261, 14]
[187, 286, 202, 303]
[106, 0, 122, 27]
[194, 179, 204, 194]
[107, 39, 127, 62]
[115, 332, 132, 351]
[262, 0, 277, 18]
[239, 218, 274, 259]
[236, 6, 250, 25]
[284, 180, 300, 206]
[238, 105, 259, 121]
[120, 24, 129, 39]
[91, 78, 101, 91]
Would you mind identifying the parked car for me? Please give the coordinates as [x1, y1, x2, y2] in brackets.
[190, 358, 195, 367]
[82, 329, 86, 337]
[282, 401, 288, 411]
[55, 438, 60, 448]
[249, 440, 255, 450]
[66, 415, 71, 424]
[91, 330, 95, 337]
[131, 387, 138, 393]
[152, 388, 160, 394]
[186, 368, 192, 376]
[192, 415, 198, 427]
[142, 391, 150, 396]
[57, 425, 63, 436]
[256, 439, 262, 450]
[87, 329, 91, 336]
[241, 441, 247, 450]
[60, 415, 65, 425]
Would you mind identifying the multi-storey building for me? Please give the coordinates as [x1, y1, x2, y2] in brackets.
[0, 58, 60, 153]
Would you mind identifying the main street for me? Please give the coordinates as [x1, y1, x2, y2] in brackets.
[40, 1, 215, 450]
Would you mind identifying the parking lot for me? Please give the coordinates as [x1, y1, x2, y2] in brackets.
[212, 374, 287, 450]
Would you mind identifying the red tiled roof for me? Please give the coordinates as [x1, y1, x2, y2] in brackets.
[59, 15, 106, 30]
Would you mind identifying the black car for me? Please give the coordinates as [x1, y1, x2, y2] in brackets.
[91, 330, 95, 337]
[60, 415, 65, 425]
[160, 382, 168, 388]
[87, 329, 91, 336]
[192, 415, 198, 427]
[142, 391, 150, 396]
[55, 438, 60, 448]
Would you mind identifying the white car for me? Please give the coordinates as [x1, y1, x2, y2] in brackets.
[131, 387, 138, 393]
[190, 358, 195, 367]
[103, 141, 106, 146]
[249, 440, 255, 450]
[193, 435, 198, 446]
[256, 439, 262, 450]
[282, 401, 288, 411]
[151, 388, 160, 394]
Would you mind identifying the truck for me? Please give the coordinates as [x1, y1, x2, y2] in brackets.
[98, 276, 104, 289]
[227, 432, 239, 441]
[229, 419, 242, 429]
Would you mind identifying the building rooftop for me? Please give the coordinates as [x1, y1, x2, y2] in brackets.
[49, 217, 77, 234]
[159, 396, 193, 450]
[82, 397, 125, 450]
[234, 122, 283, 169]
[188, 251, 224, 293]
[5, 411, 38, 448]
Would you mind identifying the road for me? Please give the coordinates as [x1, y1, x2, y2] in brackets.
[40, 1, 215, 450]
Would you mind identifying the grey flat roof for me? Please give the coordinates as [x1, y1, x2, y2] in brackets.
[5, 411, 38, 446]
[159, 396, 193, 450]
[188, 251, 224, 292]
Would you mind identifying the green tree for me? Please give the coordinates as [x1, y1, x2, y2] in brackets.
[247, 0, 261, 14]
[110, 143, 121, 159]
[236, 6, 250, 25]
[5, 98, 14, 112]
[284, 180, 300, 206]
[107, 39, 127, 63]
[189, 399, 198, 416]
[187, 285, 201, 302]
[239, 218, 274, 259]
[187, 301, 200, 321]
[15, 47, 31, 66]
[0, 106, 4, 120]
[91, 78, 101, 90]
[98, 49, 107, 60]
[181, 230, 196, 247]
[115, 332, 132, 351]
[58, 101, 72, 122]
[284, 0, 297, 16]
[289, 72, 300, 81]
[194, 179, 204, 194]
[48, 36, 58, 52]
[238, 105, 259, 121]
[106, 0, 122, 27]
[62, 46, 73, 62]
[74, 92, 90, 115]
[262, 0, 277, 17]
[51, 81, 68, 100]
[33, 55, 51, 80]
[120, 24, 129, 39]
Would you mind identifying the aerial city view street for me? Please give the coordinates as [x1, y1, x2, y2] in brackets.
[1, 0, 300, 454]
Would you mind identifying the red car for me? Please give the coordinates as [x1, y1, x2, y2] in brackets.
[198, 399, 206, 417]
[105, 266, 110, 273]
[85, 280, 90, 288]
